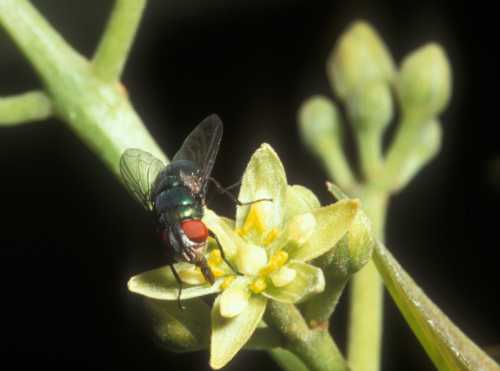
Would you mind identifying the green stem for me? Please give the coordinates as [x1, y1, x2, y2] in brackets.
[269, 348, 310, 371]
[347, 187, 387, 371]
[383, 116, 425, 191]
[301, 272, 349, 325]
[357, 129, 383, 182]
[0, 90, 52, 125]
[265, 301, 350, 371]
[0, 0, 166, 177]
[320, 140, 357, 192]
[92, 0, 147, 82]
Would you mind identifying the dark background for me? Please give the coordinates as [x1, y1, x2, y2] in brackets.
[0, 1, 499, 370]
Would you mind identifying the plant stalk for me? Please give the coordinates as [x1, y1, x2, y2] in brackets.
[92, 0, 148, 82]
[0, 0, 166, 177]
[265, 301, 350, 371]
[346, 187, 387, 371]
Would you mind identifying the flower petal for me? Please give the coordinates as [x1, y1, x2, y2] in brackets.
[210, 285, 267, 369]
[262, 260, 325, 303]
[285, 184, 321, 220]
[204, 209, 245, 259]
[236, 243, 268, 276]
[128, 265, 222, 300]
[284, 199, 360, 262]
[236, 144, 287, 239]
[218, 277, 251, 318]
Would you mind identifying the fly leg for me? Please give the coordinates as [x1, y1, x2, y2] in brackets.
[169, 264, 185, 310]
[208, 177, 272, 205]
[209, 230, 242, 276]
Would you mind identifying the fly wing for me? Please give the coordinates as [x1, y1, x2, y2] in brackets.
[120, 148, 165, 210]
[172, 114, 223, 187]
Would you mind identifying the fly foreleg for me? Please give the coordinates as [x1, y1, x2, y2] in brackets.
[208, 177, 272, 206]
[209, 230, 242, 276]
[169, 264, 185, 310]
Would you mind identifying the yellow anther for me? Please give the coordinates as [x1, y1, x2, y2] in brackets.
[211, 266, 226, 278]
[259, 261, 279, 276]
[249, 277, 267, 293]
[263, 228, 280, 245]
[241, 203, 266, 235]
[270, 250, 289, 267]
[221, 276, 236, 290]
[208, 249, 222, 266]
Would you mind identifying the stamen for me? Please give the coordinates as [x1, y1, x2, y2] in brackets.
[241, 203, 266, 235]
[249, 277, 267, 293]
[263, 228, 280, 245]
[208, 249, 222, 266]
[221, 276, 236, 290]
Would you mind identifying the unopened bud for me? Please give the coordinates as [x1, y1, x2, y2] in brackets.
[299, 95, 341, 153]
[397, 43, 451, 120]
[347, 80, 393, 131]
[327, 20, 395, 100]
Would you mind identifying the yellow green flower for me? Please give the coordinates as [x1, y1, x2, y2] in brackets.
[128, 144, 359, 369]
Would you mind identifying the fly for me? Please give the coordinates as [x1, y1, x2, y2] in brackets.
[120, 114, 268, 307]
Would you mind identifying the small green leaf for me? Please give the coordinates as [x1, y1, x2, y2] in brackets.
[285, 184, 321, 220]
[285, 199, 360, 262]
[210, 287, 267, 369]
[143, 298, 210, 352]
[236, 143, 287, 236]
[128, 265, 222, 300]
[262, 260, 325, 304]
[374, 242, 500, 371]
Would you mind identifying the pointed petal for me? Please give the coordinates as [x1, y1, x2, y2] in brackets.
[285, 184, 321, 220]
[210, 280, 267, 369]
[236, 144, 287, 239]
[128, 265, 222, 300]
[262, 260, 325, 303]
[204, 209, 245, 259]
[284, 199, 360, 262]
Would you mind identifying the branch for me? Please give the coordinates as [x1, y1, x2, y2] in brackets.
[0, 90, 52, 125]
[92, 0, 148, 82]
[265, 301, 349, 371]
[0, 0, 166, 177]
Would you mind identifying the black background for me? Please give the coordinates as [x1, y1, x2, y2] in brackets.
[1, 1, 499, 370]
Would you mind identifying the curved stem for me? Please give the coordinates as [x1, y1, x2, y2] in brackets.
[0, 90, 52, 125]
[269, 348, 310, 371]
[92, 0, 148, 82]
[265, 301, 349, 371]
[0, 0, 166, 177]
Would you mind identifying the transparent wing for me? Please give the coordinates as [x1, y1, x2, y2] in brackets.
[120, 148, 165, 210]
[172, 114, 223, 186]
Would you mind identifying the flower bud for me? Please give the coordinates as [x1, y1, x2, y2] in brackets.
[319, 185, 374, 275]
[397, 43, 451, 120]
[327, 20, 395, 100]
[393, 119, 442, 190]
[143, 298, 210, 352]
[298, 95, 341, 155]
[347, 80, 393, 131]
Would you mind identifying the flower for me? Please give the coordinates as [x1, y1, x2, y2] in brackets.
[128, 144, 359, 369]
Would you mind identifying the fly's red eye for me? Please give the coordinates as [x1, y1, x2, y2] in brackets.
[181, 220, 208, 243]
